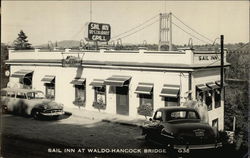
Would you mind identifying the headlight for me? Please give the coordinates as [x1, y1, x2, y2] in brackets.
[42, 104, 48, 109]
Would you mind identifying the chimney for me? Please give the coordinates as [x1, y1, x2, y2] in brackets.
[34, 47, 41, 52]
[65, 48, 71, 53]
[138, 46, 147, 54]
[99, 45, 107, 53]
[8, 47, 15, 53]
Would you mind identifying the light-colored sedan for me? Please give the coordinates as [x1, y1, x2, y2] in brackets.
[1, 88, 64, 119]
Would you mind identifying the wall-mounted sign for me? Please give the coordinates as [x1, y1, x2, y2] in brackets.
[62, 56, 82, 67]
[193, 52, 225, 64]
[198, 55, 219, 61]
[86, 22, 111, 42]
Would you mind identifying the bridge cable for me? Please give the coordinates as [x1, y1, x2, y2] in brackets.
[117, 19, 159, 40]
[172, 13, 213, 43]
[110, 14, 159, 40]
[172, 21, 210, 44]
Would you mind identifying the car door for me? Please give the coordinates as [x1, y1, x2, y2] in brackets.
[150, 111, 164, 140]
[14, 92, 28, 114]
[4, 91, 18, 112]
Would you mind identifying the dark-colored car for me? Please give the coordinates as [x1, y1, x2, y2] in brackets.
[1, 88, 64, 119]
[141, 107, 222, 153]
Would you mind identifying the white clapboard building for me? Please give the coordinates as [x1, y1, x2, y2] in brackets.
[6, 47, 229, 130]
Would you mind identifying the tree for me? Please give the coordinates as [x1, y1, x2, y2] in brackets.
[13, 30, 32, 50]
[1, 43, 9, 88]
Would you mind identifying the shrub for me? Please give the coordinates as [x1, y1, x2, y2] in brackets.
[137, 103, 153, 118]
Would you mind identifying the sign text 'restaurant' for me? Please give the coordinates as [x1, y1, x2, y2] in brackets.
[87, 22, 111, 42]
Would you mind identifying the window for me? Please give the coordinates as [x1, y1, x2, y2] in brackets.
[22, 73, 33, 89]
[140, 94, 153, 109]
[73, 85, 86, 106]
[212, 118, 219, 130]
[215, 89, 221, 108]
[27, 91, 45, 99]
[205, 91, 212, 111]
[167, 110, 199, 121]
[93, 86, 106, 109]
[137, 94, 154, 117]
[160, 84, 180, 106]
[196, 89, 212, 111]
[45, 83, 55, 100]
[197, 90, 204, 102]
[164, 97, 179, 106]
[7, 92, 15, 98]
[16, 92, 27, 99]
[154, 111, 162, 121]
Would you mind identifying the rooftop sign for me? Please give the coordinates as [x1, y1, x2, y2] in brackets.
[86, 22, 111, 42]
[62, 56, 82, 67]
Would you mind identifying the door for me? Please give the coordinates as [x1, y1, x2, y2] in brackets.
[116, 86, 129, 115]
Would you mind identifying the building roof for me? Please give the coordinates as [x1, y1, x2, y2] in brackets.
[5, 59, 230, 70]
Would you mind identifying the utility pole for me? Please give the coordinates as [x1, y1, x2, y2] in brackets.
[220, 35, 224, 101]
[90, 0, 92, 22]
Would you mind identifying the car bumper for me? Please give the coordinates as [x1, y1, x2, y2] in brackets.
[174, 142, 223, 150]
[40, 111, 64, 116]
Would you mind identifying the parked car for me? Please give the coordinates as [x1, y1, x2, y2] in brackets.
[1, 88, 64, 119]
[141, 107, 222, 153]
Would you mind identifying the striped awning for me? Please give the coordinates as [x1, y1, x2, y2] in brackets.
[196, 84, 211, 91]
[89, 79, 105, 87]
[104, 75, 131, 87]
[70, 78, 86, 85]
[135, 83, 153, 95]
[206, 82, 220, 89]
[160, 84, 180, 97]
[41, 75, 55, 83]
[11, 70, 33, 78]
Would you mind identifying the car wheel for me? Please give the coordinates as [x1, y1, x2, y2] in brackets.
[145, 134, 151, 141]
[52, 115, 59, 120]
[31, 109, 40, 120]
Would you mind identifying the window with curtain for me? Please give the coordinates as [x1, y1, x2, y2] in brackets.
[74, 85, 86, 106]
[45, 83, 55, 100]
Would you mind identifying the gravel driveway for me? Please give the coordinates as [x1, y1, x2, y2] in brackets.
[1, 113, 144, 149]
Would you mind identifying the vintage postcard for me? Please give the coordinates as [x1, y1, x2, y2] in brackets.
[1, 1, 249, 158]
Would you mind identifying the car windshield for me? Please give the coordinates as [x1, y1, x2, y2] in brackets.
[27, 91, 45, 99]
[166, 110, 200, 121]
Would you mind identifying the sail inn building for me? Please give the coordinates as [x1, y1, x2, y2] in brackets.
[6, 47, 229, 130]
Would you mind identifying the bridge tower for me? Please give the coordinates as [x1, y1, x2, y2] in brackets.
[158, 12, 172, 51]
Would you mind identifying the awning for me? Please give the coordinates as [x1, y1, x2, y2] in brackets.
[160, 84, 180, 97]
[89, 79, 105, 87]
[70, 78, 86, 85]
[196, 84, 211, 91]
[135, 83, 153, 95]
[206, 82, 220, 89]
[41, 75, 55, 83]
[11, 70, 33, 78]
[104, 75, 131, 87]
[215, 81, 228, 87]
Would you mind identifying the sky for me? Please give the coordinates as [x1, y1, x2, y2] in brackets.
[1, 1, 249, 46]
